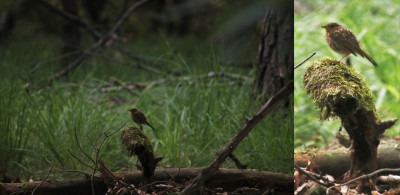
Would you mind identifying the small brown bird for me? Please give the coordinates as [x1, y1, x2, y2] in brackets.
[128, 108, 155, 130]
[322, 22, 378, 67]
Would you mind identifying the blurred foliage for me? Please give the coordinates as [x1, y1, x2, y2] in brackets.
[294, 0, 400, 148]
[0, 0, 294, 180]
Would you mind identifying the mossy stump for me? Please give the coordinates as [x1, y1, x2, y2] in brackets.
[303, 58, 397, 192]
[120, 126, 162, 185]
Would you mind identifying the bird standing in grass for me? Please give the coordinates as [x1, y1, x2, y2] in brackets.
[128, 108, 155, 130]
[322, 22, 378, 67]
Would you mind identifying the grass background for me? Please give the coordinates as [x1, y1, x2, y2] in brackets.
[294, 0, 400, 148]
[0, 2, 293, 181]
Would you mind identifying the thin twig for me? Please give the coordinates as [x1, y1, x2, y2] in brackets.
[90, 123, 126, 195]
[74, 127, 96, 164]
[294, 52, 316, 70]
[326, 168, 400, 194]
[294, 164, 330, 188]
[88, 136, 97, 150]
[31, 167, 53, 195]
[228, 154, 247, 169]
[68, 149, 95, 170]
[45, 158, 90, 176]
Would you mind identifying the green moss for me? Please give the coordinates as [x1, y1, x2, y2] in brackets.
[303, 58, 377, 120]
[120, 126, 153, 157]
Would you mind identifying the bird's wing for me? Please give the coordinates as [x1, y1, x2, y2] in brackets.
[134, 112, 147, 123]
[342, 29, 360, 56]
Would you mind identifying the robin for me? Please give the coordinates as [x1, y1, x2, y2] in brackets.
[322, 22, 378, 67]
[128, 108, 155, 130]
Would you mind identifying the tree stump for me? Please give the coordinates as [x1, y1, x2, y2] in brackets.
[120, 126, 162, 185]
[303, 58, 398, 193]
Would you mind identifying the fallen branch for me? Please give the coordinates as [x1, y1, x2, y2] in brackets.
[326, 168, 400, 194]
[180, 80, 294, 194]
[294, 164, 330, 188]
[294, 147, 400, 178]
[41, 72, 252, 92]
[1, 168, 292, 195]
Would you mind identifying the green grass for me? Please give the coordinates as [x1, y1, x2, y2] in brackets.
[0, 30, 293, 180]
[294, 0, 400, 148]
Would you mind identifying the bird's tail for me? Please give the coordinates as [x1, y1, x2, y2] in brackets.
[357, 48, 378, 67]
[146, 122, 155, 131]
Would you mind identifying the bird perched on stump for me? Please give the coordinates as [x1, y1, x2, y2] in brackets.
[322, 22, 378, 67]
[128, 108, 155, 130]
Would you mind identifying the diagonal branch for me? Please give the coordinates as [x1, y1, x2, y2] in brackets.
[180, 80, 294, 195]
[294, 52, 316, 70]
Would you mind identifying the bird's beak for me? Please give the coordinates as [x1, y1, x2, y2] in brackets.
[321, 25, 326, 28]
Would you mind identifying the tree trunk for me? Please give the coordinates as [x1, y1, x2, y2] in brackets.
[251, 3, 293, 103]
[60, 0, 81, 67]
[295, 147, 400, 178]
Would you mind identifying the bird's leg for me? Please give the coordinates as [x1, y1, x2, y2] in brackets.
[339, 53, 350, 64]
[139, 124, 143, 130]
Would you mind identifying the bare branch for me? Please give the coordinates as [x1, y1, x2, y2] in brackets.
[228, 154, 247, 169]
[45, 158, 90, 176]
[74, 127, 96, 164]
[68, 149, 95, 170]
[31, 167, 53, 195]
[294, 164, 330, 188]
[294, 52, 316, 70]
[326, 168, 400, 194]
[90, 123, 126, 195]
